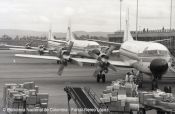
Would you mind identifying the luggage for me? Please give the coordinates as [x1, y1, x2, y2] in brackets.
[3, 82, 49, 114]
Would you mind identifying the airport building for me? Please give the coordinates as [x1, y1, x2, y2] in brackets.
[108, 29, 175, 56]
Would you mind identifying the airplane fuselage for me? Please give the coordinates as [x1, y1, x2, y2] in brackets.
[48, 40, 65, 50]
[48, 39, 100, 56]
[72, 40, 100, 53]
[119, 40, 171, 74]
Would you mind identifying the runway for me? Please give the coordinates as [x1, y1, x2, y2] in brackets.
[0, 50, 175, 114]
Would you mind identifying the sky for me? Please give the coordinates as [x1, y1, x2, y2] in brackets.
[0, 0, 174, 32]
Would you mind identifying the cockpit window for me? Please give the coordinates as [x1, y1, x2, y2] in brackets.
[142, 50, 168, 56]
[158, 50, 168, 55]
[147, 50, 157, 55]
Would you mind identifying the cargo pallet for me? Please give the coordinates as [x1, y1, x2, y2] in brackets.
[138, 103, 175, 114]
[2, 82, 49, 114]
[138, 90, 175, 114]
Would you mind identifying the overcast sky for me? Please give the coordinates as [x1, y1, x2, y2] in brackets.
[0, 0, 174, 32]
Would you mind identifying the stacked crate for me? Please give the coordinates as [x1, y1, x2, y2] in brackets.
[100, 80, 139, 113]
[2, 82, 49, 114]
[139, 89, 175, 110]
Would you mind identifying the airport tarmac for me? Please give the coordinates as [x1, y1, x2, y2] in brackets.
[0, 50, 175, 114]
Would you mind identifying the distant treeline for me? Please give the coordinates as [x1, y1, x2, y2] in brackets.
[0, 34, 47, 47]
[74, 34, 107, 41]
[0, 34, 107, 47]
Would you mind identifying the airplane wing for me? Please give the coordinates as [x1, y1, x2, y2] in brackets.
[15, 53, 131, 68]
[4, 44, 39, 49]
[86, 39, 122, 46]
[15, 54, 60, 60]
[72, 58, 131, 67]
[108, 60, 131, 68]
[48, 40, 67, 44]
[10, 47, 49, 53]
[72, 58, 97, 63]
[4, 44, 26, 48]
[10, 48, 38, 52]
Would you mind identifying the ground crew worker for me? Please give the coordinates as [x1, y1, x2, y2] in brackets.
[131, 70, 135, 75]
[125, 72, 130, 82]
[129, 73, 134, 83]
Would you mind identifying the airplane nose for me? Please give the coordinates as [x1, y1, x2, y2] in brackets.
[150, 58, 168, 78]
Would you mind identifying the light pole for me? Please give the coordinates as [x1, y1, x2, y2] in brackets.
[136, 0, 139, 40]
[170, 0, 173, 30]
[170, 0, 173, 53]
[120, 0, 122, 31]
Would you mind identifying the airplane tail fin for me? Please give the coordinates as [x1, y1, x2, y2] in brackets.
[123, 9, 134, 42]
[48, 29, 55, 41]
[66, 21, 75, 41]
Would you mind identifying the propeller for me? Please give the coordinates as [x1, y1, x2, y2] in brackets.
[57, 41, 82, 76]
[88, 46, 117, 76]
[25, 41, 34, 49]
[106, 45, 116, 56]
[38, 45, 46, 55]
[58, 58, 68, 75]
[88, 50, 99, 59]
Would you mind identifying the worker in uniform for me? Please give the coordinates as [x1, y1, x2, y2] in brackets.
[131, 70, 135, 75]
[125, 72, 131, 82]
[129, 73, 134, 83]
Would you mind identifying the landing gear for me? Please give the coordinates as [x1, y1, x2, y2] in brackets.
[38, 50, 44, 55]
[102, 74, 106, 83]
[151, 73, 161, 90]
[96, 73, 106, 83]
[152, 78, 158, 90]
[57, 60, 60, 64]
[90, 63, 94, 66]
[138, 108, 146, 114]
[97, 74, 100, 83]
[157, 110, 165, 114]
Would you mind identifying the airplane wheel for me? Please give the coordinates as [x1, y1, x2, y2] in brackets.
[97, 74, 100, 83]
[91, 64, 94, 66]
[137, 108, 146, 114]
[102, 74, 106, 83]
[130, 111, 133, 114]
[157, 110, 165, 114]
[39, 51, 44, 55]
[57, 60, 60, 64]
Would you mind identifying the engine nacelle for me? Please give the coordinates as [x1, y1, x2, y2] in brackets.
[150, 58, 168, 79]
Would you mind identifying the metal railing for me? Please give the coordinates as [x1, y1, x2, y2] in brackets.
[84, 87, 107, 108]
[70, 87, 86, 109]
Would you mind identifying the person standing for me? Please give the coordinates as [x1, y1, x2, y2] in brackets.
[125, 72, 130, 82]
